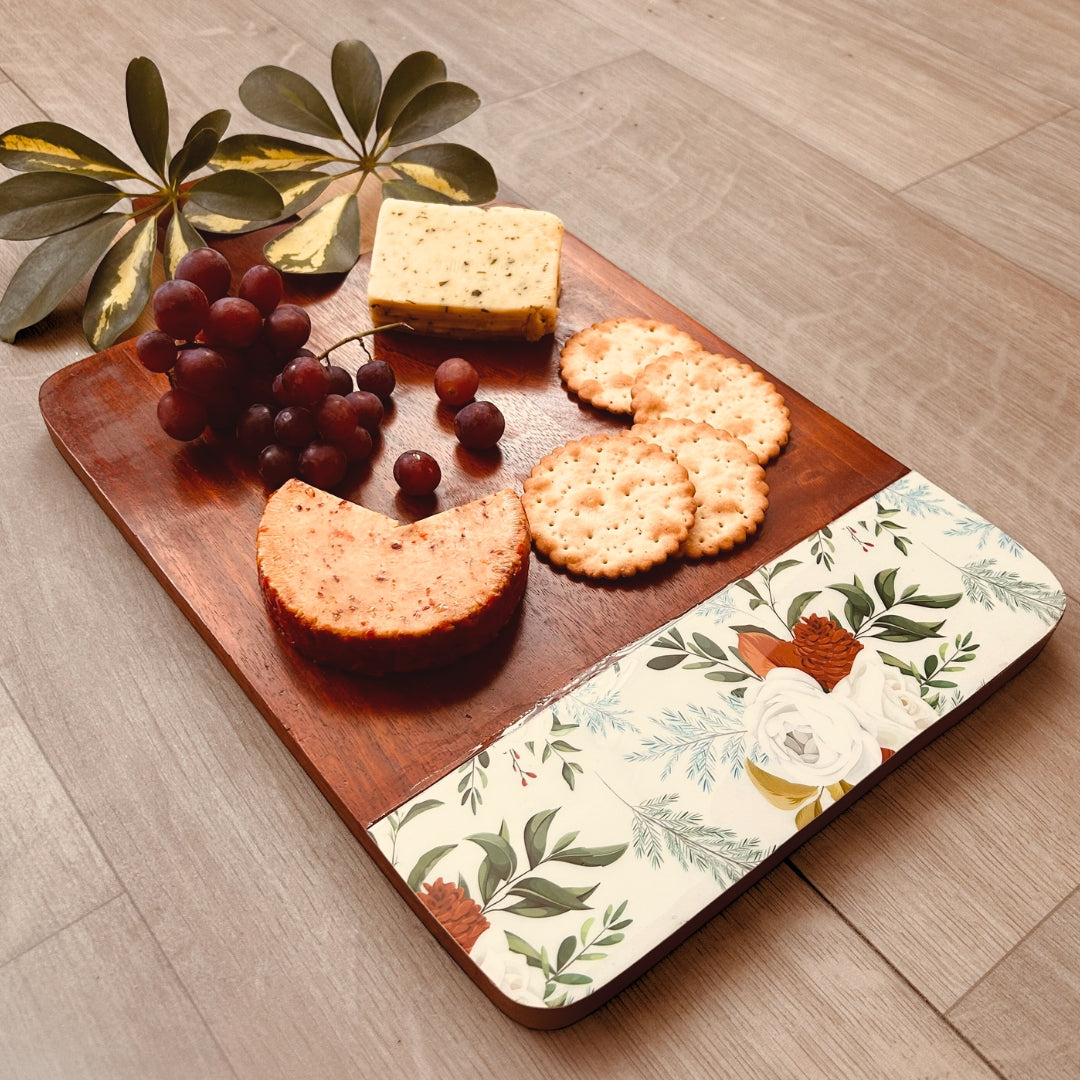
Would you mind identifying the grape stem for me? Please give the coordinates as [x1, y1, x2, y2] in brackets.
[315, 323, 412, 365]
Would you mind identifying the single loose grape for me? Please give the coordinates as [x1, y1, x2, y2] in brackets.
[152, 279, 209, 341]
[157, 388, 208, 441]
[298, 441, 348, 489]
[258, 443, 298, 488]
[326, 364, 353, 396]
[261, 304, 311, 359]
[345, 390, 384, 432]
[273, 405, 317, 448]
[136, 329, 178, 373]
[236, 403, 277, 456]
[454, 400, 505, 450]
[238, 263, 284, 316]
[204, 296, 263, 349]
[315, 393, 360, 442]
[280, 355, 331, 407]
[433, 357, 479, 407]
[173, 247, 231, 303]
[337, 424, 374, 463]
[393, 450, 441, 496]
[354, 359, 396, 399]
[172, 346, 229, 400]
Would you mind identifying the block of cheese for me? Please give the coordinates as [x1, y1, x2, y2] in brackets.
[256, 480, 531, 675]
[367, 198, 564, 340]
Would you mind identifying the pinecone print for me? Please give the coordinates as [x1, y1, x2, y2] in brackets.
[792, 614, 863, 690]
[417, 878, 490, 952]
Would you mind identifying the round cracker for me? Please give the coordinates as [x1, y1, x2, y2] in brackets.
[631, 418, 769, 557]
[630, 350, 791, 464]
[559, 317, 704, 415]
[521, 432, 696, 578]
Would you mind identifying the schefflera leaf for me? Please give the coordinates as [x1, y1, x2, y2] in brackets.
[0, 214, 126, 342]
[262, 191, 360, 274]
[331, 38, 381, 142]
[126, 56, 170, 180]
[388, 143, 496, 204]
[211, 133, 339, 173]
[239, 65, 343, 140]
[386, 82, 480, 147]
[0, 172, 126, 239]
[81, 215, 158, 350]
[375, 51, 446, 140]
[184, 170, 332, 235]
[0, 121, 141, 181]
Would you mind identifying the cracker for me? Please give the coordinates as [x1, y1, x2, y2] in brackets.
[631, 418, 769, 557]
[521, 432, 696, 578]
[630, 350, 791, 464]
[559, 317, 705, 415]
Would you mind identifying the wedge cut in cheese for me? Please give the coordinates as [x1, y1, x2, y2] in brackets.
[367, 199, 564, 340]
[256, 480, 531, 675]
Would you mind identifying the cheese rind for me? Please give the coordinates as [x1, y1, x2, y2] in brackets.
[256, 480, 530, 675]
[367, 199, 564, 341]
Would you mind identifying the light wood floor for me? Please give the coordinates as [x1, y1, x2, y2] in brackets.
[2, 1, 1078, 1077]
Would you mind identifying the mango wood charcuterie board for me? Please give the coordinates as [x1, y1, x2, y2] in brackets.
[38, 222, 1064, 1029]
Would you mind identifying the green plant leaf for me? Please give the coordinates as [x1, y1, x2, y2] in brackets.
[126, 57, 169, 179]
[406, 843, 456, 893]
[690, 632, 726, 660]
[786, 590, 821, 629]
[873, 567, 898, 609]
[900, 591, 964, 609]
[375, 51, 446, 140]
[399, 798, 444, 830]
[82, 215, 158, 349]
[0, 121, 140, 180]
[466, 830, 517, 889]
[387, 82, 481, 147]
[169, 125, 225, 186]
[646, 653, 685, 671]
[523, 808, 558, 869]
[556, 935, 576, 970]
[0, 173, 125, 240]
[504, 876, 594, 918]
[212, 133, 339, 172]
[183, 108, 230, 149]
[332, 39, 381, 144]
[504, 931, 543, 967]
[262, 190, 359, 273]
[163, 209, 205, 278]
[389, 142, 497, 203]
[185, 169, 283, 222]
[239, 65, 343, 140]
[184, 170, 333, 235]
[549, 843, 628, 868]
[867, 614, 946, 643]
[0, 213, 126, 342]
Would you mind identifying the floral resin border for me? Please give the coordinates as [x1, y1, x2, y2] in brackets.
[367, 471, 1065, 1022]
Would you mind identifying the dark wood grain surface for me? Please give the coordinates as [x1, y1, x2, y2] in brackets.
[39, 227, 906, 837]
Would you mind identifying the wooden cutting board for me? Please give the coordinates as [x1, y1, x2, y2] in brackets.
[49, 222, 1054, 1028]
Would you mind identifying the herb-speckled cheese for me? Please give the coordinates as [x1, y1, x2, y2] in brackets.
[367, 199, 564, 341]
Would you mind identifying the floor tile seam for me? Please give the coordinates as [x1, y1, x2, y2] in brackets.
[0, 888, 125, 975]
[784, 858, 1009, 1080]
[944, 878, 1080, 1022]
[894, 106, 1077, 197]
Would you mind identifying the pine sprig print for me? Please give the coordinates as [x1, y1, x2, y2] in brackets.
[629, 794, 768, 886]
[961, 559, 1065, 625]
[625, 704, 749, 791]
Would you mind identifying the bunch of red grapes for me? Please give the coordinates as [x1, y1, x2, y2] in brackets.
[137, 247, 506, 496]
